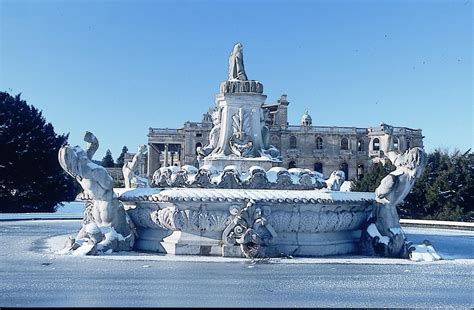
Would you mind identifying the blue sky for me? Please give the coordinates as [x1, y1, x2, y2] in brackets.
[1, 0, 472, 159]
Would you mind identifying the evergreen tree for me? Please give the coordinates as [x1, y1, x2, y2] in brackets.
[0, 92, 78, 212]
[101, 149, 115, 167]
[350, 148, 473, 221]
[350, 162, 395, 192]
[400, 149, 474, 221]
[115, 146, 128, 167]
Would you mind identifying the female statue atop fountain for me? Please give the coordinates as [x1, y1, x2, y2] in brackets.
[228, 43, 248, 81]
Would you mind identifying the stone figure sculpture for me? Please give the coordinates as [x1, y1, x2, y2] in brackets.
[223, 200, 277, 258]
[379, 122, 395, 154]
[58, 132, 136, 255]
[197, 108, 222, 158]
[123, 145, 149, 188]
[228, 43, 248, 81]
[152, 167, 171, 187]
[362, 147, 429, 258]
[84, 131, 99, 160]
[325, 170, 345, 191]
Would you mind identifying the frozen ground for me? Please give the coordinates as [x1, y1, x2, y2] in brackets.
[0, 219, 473, 307]
[0, 201, 85, 220]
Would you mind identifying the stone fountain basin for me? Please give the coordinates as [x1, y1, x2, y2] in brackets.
[115, 188, 376, 257]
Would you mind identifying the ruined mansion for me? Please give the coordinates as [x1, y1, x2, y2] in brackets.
[140, 94, 424, 181]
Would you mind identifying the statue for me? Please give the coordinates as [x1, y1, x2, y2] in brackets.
[325, 170, 345, 191]
[223, 200, 277, 258]
[228, 43, 248, 81]
[122, 145, 149, 188]
[197, 108, 222, 157]
[362, 146, 430, 258]
[58, 132, 136, 255]
[152, 167, 171, 187]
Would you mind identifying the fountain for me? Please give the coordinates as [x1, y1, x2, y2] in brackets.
[58, 43, 437, 260]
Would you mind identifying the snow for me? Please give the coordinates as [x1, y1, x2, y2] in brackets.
[199, 164, 219, 175]
[265, 167, 286, 183]
[155, 164, 329, 188]
[168, 165, 181, 174]
[115, 187, 376, 203]
[181, 165, 198, 175]
[339, 181, 353, 192]
[114, 187, 162, 200]
[210, 173, 222, 184]
[71, 241, 94, 256]
[289, 173, 300, 184]
[400, 219, 474, 228]
[366, 223, 390, 245]
[44, 231, 472, 266]
[85, 222, 101, 236]
[100, 226, 125, 242]
[288, 168, 306, 175]
[409, 244, 442, 262]
[248, 165, 265, 174]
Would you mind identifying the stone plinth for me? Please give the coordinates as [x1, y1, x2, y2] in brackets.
[220, 80, 263, 94]
[210, 92, 268, 158]
[117, 188, 376, 257]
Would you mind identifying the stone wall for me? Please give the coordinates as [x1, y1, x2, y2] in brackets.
[147, 97, 423, 179]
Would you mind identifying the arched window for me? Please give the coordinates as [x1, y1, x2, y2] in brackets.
[357, 164, 364, 180]
[340, 163, 349, 180]
[373, 138, 380, 151]
[314, 162, 323, 173]
[357, 140, 364, 151]
[288, 161, 297, 169]
[393, 138, 399, 150]
[315, 137, 323, 150]
[289, 136, 297, 149]
[341, 138, 349, 150]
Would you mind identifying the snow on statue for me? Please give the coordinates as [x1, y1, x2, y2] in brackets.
[228, 42, 248, 81]
[361, 130, 440, 261]
[57, 131, 136, 255]
[122, 144, 149, 188]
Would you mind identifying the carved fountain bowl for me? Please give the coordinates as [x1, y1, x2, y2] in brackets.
[114, 188, 376, 258]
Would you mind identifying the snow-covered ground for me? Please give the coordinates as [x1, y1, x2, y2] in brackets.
[0, 219, 472, 307]
[0, 201, 84, 220]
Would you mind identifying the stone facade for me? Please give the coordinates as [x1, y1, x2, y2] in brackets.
[105, 167, 125, 186]
[147, 95, 423, 180]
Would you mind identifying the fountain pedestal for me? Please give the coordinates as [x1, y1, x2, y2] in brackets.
[120, 188, 375, 258]
[203, 80, 281, 171]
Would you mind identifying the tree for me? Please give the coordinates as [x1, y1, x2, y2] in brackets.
[350, 162, 395, 192]
[400, 149, 474, 221]
[350, 149, 474, 222]
[0, 92, 78, 212]
[115, 146, 128, 167]
[101, 149, 115, 167]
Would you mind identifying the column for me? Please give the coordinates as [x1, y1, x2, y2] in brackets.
[147, 144, 160, 177]
[164, 144, 169, 167]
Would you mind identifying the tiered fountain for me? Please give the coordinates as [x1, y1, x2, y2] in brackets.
[58, 43, 436, 260]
